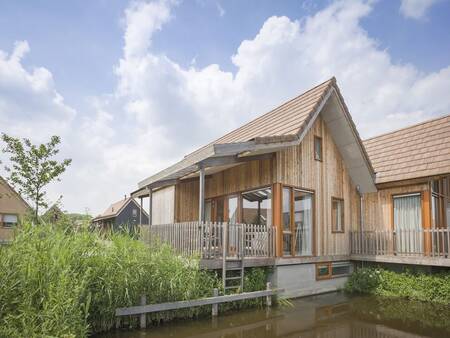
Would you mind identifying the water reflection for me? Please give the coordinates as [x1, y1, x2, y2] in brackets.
[100, 293, 450, 338]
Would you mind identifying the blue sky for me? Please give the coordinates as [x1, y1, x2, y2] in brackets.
[0, 0, 449, 213]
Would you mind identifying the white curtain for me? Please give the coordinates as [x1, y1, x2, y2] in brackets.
[394, 194, 422, 254]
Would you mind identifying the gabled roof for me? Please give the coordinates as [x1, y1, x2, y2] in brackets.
[0, 176, 31, 210]
[135, 77, 377, 194]
[364, 114, 450, 184]
[92, 197, 148, 222]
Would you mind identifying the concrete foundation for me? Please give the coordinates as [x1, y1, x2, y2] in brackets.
[272, 262, 351, 299]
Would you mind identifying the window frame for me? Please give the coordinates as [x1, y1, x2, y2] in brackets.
[391, 192, 423, 230]
[1, 213, 19, 228]
[281, 185, 315, 257]
[331, 197, 345, 233]
[316, 261, 352, 281]
[314, 136, 323, 162]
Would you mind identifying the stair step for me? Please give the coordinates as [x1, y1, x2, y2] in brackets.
[224, 285, 240, 290]
[225, 276, 242, 281]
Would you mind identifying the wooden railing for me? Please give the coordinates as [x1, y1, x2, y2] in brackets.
[351, 229, 450, 258]
[141, 222, 276, 259]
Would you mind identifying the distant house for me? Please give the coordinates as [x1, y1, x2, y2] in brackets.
[92, 196, 149, 231]
[0, 176, 30, 242]
[42, 203, 64, 223]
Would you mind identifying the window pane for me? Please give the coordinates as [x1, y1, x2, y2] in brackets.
[228, 196, 238, 223]
[293, 190, 313, 256]
[242, 188, 272, 226]
[317, 264, 330, 277]
[314, 137, 322, 161]
[332, 199, 344, 232]
[282, 188, 291, 231]
[216, 197, 225, 223]
[331, 262, 351, 276]
[394, 194, 422, 253]
[283, 233, 291, 256]
[3, 214, 18, 227]
[204, 200, 212, 222]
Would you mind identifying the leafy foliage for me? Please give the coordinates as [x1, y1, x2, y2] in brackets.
[345, 267, 450, 304]
[1, 134, 72, 220]
[0, 224, 271, 337]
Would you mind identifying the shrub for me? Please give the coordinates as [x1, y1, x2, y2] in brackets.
[345, 267, 450, 305]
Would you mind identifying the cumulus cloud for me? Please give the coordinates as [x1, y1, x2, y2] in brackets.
[399, 0, 439, 19]
[1, 0, 450, 214]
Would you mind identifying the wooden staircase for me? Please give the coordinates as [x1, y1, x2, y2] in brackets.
[222, 223, 245, 293]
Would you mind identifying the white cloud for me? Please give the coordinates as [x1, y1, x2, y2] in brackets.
[399, 0, 439, 19]
[1, 0, 450, 215]
[216, 2, 225, 17]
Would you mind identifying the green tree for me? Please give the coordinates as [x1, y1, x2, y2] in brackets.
[1, 134, 72, 221]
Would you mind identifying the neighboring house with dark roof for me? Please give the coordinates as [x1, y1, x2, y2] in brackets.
[92, 196, 149, 232]
[130, 78, 449, 298]
[0, 176, 30, 242]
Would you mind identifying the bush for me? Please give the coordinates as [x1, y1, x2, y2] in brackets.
[345, 267, 450, 305]
[0, 224, 222, 337]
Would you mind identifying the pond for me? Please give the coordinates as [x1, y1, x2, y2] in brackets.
[99, 292, 450, 338]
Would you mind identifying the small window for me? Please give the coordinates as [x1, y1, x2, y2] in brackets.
[316, 263, 331, 280]
[132, 209, 137, 217]
[331, 198, 344, 232]
[2, 214, 18, 227]
[331, 262, 351, 276]
[314, 136, 322, 161]
[316, 261, 352, 280]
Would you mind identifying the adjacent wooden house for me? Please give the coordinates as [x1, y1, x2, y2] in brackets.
[92, 196, 149, 232]
[0, 176, 30, 243]
[131, 78, 450, 297]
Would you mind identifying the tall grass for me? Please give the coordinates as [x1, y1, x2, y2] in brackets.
[0, 223, 221, 337]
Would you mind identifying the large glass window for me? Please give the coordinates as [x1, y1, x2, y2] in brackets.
[215, 197, 225, 223]
[282, 187, 314, 256]
[431, 177, 449, 229]
[293, 190, 313, 256]
[242, 188, 272, 226]
[282, 188, 292, 255]
[228, 196, 238, 223]
[393, 193, 422, 253]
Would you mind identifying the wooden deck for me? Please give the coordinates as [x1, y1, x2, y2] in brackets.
[350, 229, 450, 267]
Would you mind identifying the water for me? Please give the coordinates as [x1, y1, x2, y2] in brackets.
[99, 293, 450, 338]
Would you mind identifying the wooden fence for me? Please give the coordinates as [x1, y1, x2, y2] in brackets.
[351, 228, 450, 258]
[141, 222, 276, 259]
[115, 282, 282, 329]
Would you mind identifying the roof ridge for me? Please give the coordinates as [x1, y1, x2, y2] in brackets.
[185, 77, 336, 158]
[363, 113, 450, 143]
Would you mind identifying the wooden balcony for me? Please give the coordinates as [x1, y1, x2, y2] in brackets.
[350, 229, 450, 267]
[140, 222, 276, 268]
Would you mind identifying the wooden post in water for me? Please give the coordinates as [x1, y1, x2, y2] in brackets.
[212, 288, 219, 316]
[266, 282, 272, 307]
[140, 295, 147, 329]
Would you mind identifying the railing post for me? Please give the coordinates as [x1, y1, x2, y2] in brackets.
[266, 282, 272, 307]
[140, 295, 147, 329]
[212, 288, 218, 316]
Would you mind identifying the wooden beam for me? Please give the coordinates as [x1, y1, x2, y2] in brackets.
[139, 197, 143, 225]
[423, 190, 431, 255]
[199, 153, 274, 168]
[199, 167, 205, 223]
[116, 288, 284, 317]
[272, 183, 283, 257]
[147, 187, 153, 226]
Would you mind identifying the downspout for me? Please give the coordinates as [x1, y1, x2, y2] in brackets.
[357, 185, 364, 267]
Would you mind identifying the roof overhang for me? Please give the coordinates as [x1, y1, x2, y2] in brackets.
[133, 85, 377, 198]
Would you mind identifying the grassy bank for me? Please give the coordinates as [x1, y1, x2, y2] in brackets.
[345, 267, 450, 304]
[0, 224, 269, 337]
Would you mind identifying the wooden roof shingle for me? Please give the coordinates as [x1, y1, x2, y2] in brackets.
[363, 114, 450, 184]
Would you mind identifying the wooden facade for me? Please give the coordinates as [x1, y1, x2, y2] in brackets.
[167, 116, 361, 258]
